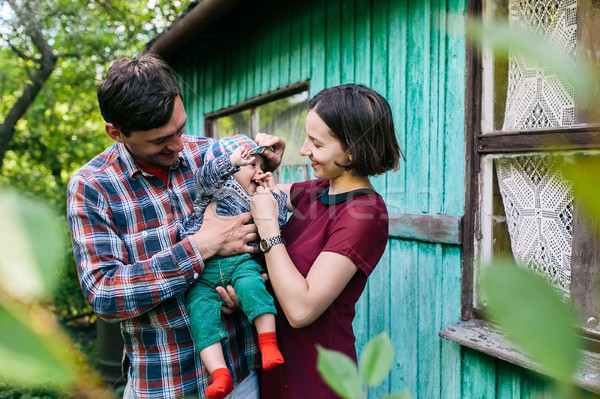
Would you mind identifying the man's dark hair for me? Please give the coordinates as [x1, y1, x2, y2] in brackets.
[307, 84, 403, 176]
[97, 54, 182, 136]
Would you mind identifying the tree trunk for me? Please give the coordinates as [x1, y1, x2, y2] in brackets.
[0, 0, 58, 170]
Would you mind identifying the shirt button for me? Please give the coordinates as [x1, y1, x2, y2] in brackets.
[193, 272, 199, 279]
[141, 231, 148, 238]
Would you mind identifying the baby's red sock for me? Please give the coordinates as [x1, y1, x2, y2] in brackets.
[205, 368, 233, 399]
[258, 332, 284, 370]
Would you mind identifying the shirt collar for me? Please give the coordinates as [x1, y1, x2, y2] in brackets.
[116, 143, 186, 179]
[318, 186, 375, 205]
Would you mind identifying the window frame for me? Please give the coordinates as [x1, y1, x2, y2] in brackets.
[444, 0, 600, 392]
[462, 0, 600, 321]
[204, 81, 310, 139]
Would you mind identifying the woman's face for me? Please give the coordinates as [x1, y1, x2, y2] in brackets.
[300, 110, 351, 180]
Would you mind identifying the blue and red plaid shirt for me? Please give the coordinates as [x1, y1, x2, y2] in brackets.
[67, 135, 259, 398]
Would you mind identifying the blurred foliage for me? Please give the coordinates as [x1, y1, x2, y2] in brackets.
[0, 0, 187, 320]
[0, 190, 109, 397]
[564, 155, 600, 224]
[465, 20, 593, 101]
[316, 332, 412, 399]
[0, 1, 187, 396]
[481, 261, 582, 384]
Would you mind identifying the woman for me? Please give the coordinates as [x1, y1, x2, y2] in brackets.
[247, 84, 403, 398]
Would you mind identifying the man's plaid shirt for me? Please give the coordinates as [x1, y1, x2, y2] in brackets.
[67, 135, 259, 398]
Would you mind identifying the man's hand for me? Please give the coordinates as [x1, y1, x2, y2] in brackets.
[217, 273, 268, 315]
[191, 202, 260, 259]
[255, 133, 285, 171]
[217, 285, 239, 315]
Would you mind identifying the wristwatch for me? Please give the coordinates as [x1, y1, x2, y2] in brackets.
[259, 235, 285, 252]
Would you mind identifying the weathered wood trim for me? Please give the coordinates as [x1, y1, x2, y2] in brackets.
[388, 214, 462, 245]
[204, 81, 310, 120]
[461, 0, 482, 321]
[439, 320, 600, 394]
[571, 198, 600, 327]
[478, 124, 600, 153]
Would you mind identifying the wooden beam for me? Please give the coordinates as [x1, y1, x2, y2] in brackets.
[461, 0, 483, 321]
[204, 81, 309, 120]
[440, 320, 600, 394]
[478, 125, 600, 153]
[388, 214, 462, 245]
[145, 0, 243, 59]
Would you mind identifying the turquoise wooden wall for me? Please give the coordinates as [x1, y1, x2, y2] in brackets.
[170, 0, 552, 397]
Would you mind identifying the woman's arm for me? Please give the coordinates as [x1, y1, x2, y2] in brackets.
[251, 186, 357, 328]
[265, 246, 358, 328]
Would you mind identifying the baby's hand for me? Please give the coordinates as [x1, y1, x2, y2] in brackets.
[256, 172, 281, 194]
[230, 147, 254, 167]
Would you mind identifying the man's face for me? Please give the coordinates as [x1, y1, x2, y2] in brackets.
[112, 97, 187, 168]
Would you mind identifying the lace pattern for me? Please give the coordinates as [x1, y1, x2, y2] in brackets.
[496, 155, 573, 301]
[495, 0, 578, 301]
[502, 0, 577, 131]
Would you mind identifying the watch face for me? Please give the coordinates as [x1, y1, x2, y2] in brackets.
[259, 239, 269, 252]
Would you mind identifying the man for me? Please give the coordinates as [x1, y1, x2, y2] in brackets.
[67, 54, 284, 398]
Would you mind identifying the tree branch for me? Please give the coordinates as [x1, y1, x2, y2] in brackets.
[0, 0, 58, 169]
[0, 32, 35, 61]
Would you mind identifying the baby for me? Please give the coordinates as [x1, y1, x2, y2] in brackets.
[180, 134, 286, 399]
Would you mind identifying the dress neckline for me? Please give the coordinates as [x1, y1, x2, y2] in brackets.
[318, 186, 375, 205]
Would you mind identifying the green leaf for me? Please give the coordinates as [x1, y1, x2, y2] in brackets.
[359, 332, 394, 387]
[316, 345, 361, 399]
[0, 305, 72, 386]
[0, 191, 65, 301]
[564, 155, 600, 224]
[481, 260, 581, 381]
[383, 390, 414, 399]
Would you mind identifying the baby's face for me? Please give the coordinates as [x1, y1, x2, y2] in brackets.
[233, 154, 266, 196]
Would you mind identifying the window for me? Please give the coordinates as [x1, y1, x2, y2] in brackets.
[205, 83, 310, 183]
[473, 0, 600, 324]
[441, 0, 600, 389]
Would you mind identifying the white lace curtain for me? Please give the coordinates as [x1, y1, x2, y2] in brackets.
[496, 155, 573, 301]
[496, 0, 577, 301]
[502, 0, 577, 131]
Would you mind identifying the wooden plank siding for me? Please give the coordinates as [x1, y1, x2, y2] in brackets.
[168, 0, 553, 397]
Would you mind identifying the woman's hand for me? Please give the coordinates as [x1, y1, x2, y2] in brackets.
[255, 171, 281, 194]
[251, 186, 281, 237]
[255, 133, 285, 171]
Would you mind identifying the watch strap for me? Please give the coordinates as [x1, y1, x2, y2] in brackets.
[260, 235, 285, 252]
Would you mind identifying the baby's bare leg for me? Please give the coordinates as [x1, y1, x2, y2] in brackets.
[200, 343, 233, 399]
[200, 343, 227, 373]
[253, 313, 276, 334]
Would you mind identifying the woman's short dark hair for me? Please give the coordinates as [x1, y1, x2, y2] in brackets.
[97, 54, 182, 136]
[307, 84, 403, 176]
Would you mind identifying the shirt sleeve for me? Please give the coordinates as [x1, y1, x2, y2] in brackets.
[273, 190, 288, 229]
[194, 154, 238, 198]
[322, 201, 389, 277]
[181, 154, 238, 237]
[67, 175, 203, 321]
